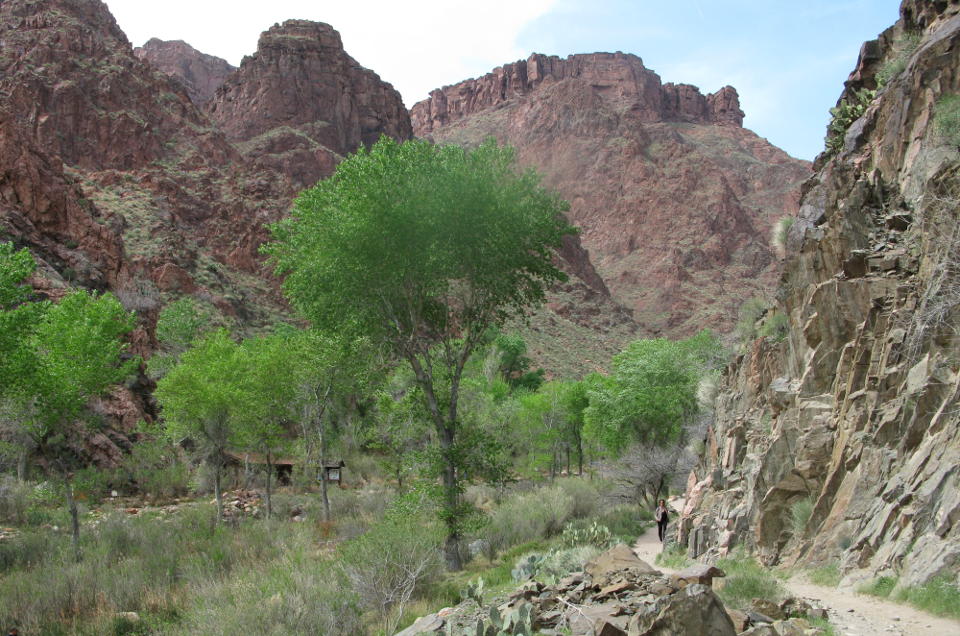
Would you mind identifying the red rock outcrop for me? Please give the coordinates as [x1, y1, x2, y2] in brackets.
[679, 0, 960, 591]
[413, 53, 809, 336]
[411, 52, 744, 136]
[206, 20, 413, 189]
[135, 38, 236, 104]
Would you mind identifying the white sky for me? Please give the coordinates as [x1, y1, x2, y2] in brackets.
[105, 0, 559, 109]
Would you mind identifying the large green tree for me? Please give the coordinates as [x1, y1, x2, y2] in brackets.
[155, 329, 246, 521]
[265, 137, 573, 569]
[584, 331, 723, 454]
[0, 243, 138, 559]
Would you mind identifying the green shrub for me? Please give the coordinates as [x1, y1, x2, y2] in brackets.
[876, 32, 921, 87]
[771, 216, 796, 256]
[858, 575, 897, 598]
[824, 88, 876, 156]
[808, 563, 841, 587]
[736, 297, 769, 344]
[716, 551, 786, 610]
[934, 94, 960, 147]
[758, 313, 789, 342]
[790, 497, 814, 535]
[895, 575, 960, 618]
[655, 544, 692, 570]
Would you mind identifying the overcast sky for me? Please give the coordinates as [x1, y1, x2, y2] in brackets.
[104, 0, 902, 161]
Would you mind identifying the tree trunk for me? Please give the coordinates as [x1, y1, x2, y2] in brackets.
[63, 475, 81, 562]
[440, 424, 462, 571]
[320, 424, 331, 523]
[576, 435, 583, 476]
[243, 453, 252, 489]
[213, 461, 224, 522]
[565, 445, 571, 476]
[17, 449, 27, 482]
[265, 450, 273, 519]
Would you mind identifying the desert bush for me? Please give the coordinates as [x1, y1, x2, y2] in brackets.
[0, 476, 31, 525]
[895, 575, 960, 618]
[790, 497, 815, 535]
[808, 563, 841, 587]
[338, 512, 443, 633]
[716, 551, 785, 610]
[171, 552, 361, 636]
[555, 477, 603, 518]
[483, 486, 574, 554]
[934, 94, 960, 147]
[759, 313, 789, 342]
[736, 297, 769, 344]
[771, 216, 796, 257]
[122, 433, 191, 499]
[597, 504, 652, 541]
[876, 31, 921, 87]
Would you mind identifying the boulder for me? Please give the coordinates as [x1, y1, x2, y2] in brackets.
[673, 563, 726, 587]
[585, 544, 658, 580]
[630, 583, 737, 635]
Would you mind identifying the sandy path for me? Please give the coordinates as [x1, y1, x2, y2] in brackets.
[631, 504, 959, 636]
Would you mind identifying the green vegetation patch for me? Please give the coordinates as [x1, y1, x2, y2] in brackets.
[715, 551, 786, 610]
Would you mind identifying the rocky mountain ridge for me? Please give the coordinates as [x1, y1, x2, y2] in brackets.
[134, 38, 236, 104]
[679, 0, 960, 592]
[412, 53, 811, 337]
[410, 52, 744, 135]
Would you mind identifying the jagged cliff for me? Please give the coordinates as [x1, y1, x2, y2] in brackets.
[205, 20, 413, 191]
[134, 38, 236, 104]
[412, 53, 810, 337]
[680, 0, 960, 591]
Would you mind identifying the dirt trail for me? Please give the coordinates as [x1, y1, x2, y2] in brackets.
[631, 503, 959, 636]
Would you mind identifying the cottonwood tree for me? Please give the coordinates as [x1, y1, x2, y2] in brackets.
[155, 329, 245, 521]
[284, 329, 374, 522]
[236, 334, 296, 519]
[584, 330, 723, 454]
[265, 137, 573, 569]
[1, 243, 138, 559]
[586, 331, 724, 504]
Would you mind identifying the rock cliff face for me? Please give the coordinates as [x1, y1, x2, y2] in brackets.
[206, 20, 413, 190]
[680, 0, 960, 591]
[134, 38, 236, 104]
[412, 53, 809, 337]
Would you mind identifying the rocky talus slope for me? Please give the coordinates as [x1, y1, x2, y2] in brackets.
[134, 38, 236, 104]
[399, 543, 827, 635]
[413, 53, 811, 337]
[680, 0, 960, 592]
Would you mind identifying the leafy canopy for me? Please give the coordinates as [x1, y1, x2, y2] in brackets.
[584, 331, 723, 454]
[264, 137, 574, 352]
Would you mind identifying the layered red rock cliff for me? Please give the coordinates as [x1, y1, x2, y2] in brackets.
[413, 53, 810, 337]
[134, 38, 236, 104]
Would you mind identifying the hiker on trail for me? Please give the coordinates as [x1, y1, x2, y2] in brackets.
[655, 499, 669, 542]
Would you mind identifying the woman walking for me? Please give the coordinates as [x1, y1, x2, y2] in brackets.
[655, 499, 669, 543]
